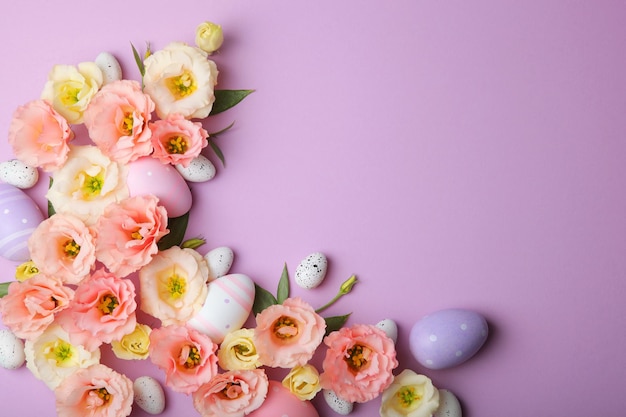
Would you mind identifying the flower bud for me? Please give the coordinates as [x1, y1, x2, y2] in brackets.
[340, 274, 358, 295]
[195, 22, 224, 54]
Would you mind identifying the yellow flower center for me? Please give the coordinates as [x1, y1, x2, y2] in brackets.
[121, 112, 134, 136]
[167, 274, 187, 299]
[345, 344, 372, 373]
[395, 386, 423, 410]
[80, 172, 104, 198]
[58, 82, 82, 106]
[98, 294, 119, 315]
[166, 70, 197, 100]
[92, 388, 111, 404]
[220, 382, 243, 399]
[181, 345, 201, 369]
[45, 339, 76, 366]
[131, 229, 143, 240]
[165, 136, 188, 154]
[273, 316, 299, 340]
[63, 239, 81, 258]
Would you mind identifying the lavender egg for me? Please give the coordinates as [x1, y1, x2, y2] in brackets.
[0, 183, 44, 262]
[409, 308, 488, 370]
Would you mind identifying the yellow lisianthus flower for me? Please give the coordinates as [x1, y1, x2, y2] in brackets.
[217, 328, 261, 371]
[195, 21, 224, 54]
[15, 260, 39, 281]
[282, 364, 322, 400]
[111, 323, 152, 360]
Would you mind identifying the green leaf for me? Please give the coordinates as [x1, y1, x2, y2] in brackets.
[324, 313, 352, 337]
[48, 177, 55, 217]
[276, 263, 290, 304]
[209, 140, 226, 167]
[210, 90, 254, 115]
[0, 282, 11, 298]
[131, 42, 145, 77]
[208, 120, 235, 137]
[157, 212, 190, 251]
[181, 237, 206, 250]
[252, 284, 278, 316]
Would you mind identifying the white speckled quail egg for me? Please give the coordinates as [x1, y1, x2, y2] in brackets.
[95, 52, 122, 85]
[0, 159, 39, 189]
[433, 389, 463, 417]
[295, 252, 328, 289]
[323, 389, 353, 415]
[133, 376, 165, 415]
[375, 319, 398, 344]
[204, 246, 234, 281]
[175, 154, 216, 182]
[0, 329, 26, 370]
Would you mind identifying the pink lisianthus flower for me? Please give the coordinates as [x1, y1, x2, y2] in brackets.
[54, 363, 133, 417]
[149, 325, 219, 394]
[319, 323, 399, 403]
[7, 99, 74, 172]
[28, 213, 96, 285]
[253, 297, 326, 368]
[57, 269, 137, 351]
[83, 79, 155, 164]
[192, 369, 269, 417]
[94, 195, 169, 277]
[0, 275, 73, 340]
[149, 113, 208, 167]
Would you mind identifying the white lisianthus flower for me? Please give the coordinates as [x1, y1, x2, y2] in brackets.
[143, 42, 219, 119]
[379, 370, 440, 417]
[41, 62, 103, 124]
[195, 21, 224, 54]
[25, 324, 101, 390]
[46, 145, 129, 226]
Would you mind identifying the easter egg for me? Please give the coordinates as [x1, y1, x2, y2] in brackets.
[204, 246, 234, 281]
[433, 389, 463, 417]
[0, 159, 39, 189]
[409, 308, 488, 370]
[94, 52, 122, 85]
[187, 273, 255, 344]
[0, 183, 45, 262]
[323, 389, 353, 415]
[133, 376, 166, 415]
[126, 156, 192, 218]
[0, 329, 26, 370]
[295, 252, 328, 289]
[175, 154, 216, 182]
[375, 319, 398, 344]
[248, 380, 319, 417]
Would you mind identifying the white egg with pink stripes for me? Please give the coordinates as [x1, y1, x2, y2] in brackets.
[188, 273, 255, 344]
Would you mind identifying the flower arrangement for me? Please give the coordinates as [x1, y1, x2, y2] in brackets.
[0, 21, 484, 417]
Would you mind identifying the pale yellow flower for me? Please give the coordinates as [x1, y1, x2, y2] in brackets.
[379, 369, 440, 417]
[282, 364, 322, 400]
[15, 261, 39, 282]
[41, 62, 103, 123]
[195, 22, 224, 54]
[217, 328, 261, 371]
[111, 323, 152, 360]
[143, 42, 218, 119]
[24, 324, 101, 390]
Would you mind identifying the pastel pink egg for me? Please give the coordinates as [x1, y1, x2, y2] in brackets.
[187, 274, 255, 344]
[126, 156, 192, 217]
[248, 381, 320, 417]
[0, 183, 44, 262]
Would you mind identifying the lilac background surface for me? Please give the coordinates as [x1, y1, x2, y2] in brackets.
[1, 1, 625, 416]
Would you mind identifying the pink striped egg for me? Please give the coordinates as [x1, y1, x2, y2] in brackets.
[0, 183, 44, 262]
[188, 273, 255, 344]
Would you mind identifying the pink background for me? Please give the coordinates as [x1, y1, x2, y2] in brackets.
[1, 1, 625, 416]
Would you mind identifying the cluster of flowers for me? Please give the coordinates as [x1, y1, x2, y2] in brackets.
[0, 22, 442, 417]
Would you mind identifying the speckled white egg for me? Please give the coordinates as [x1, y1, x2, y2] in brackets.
[175, 154, 216, 182]
[433, 389, 463, 417]
[95, 52, 122, 85]
[295, 252, 328, 289]
[204, 246, 234, 281]
[323, 389, 353, 415]
[187, 273, 255, 344]
[0, 329, 25, 370]
[0, 183, 45, 262]
[133, 376, 165, 415]
[375, 319, 398, 344]
[0, 160, 38, 189]
[126, 156, 192, 218]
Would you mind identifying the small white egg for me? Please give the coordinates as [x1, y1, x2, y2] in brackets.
[133, 376, 165, 415]
[323, 389, 353, 415]
[204, 246, 234, 281]
[295, 252, 328, 289]
[375, 319, 398, 344]
[95, 52, 122, 85]
[0, 329, 25, 370]
[175, 155, 216, 182]
[0, 160, 38, 189]
[433, 389, 463, 417]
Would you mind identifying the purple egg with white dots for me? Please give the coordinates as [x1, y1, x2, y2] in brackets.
[187, 273, 255, 344]
[409, 308, 488, 370]
[0, 183, 44, 262]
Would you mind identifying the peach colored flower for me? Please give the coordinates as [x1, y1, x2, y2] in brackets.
[83, 79, 155, 164]
[54, 364, 133, 417]
[143, 42, 218, 119]
[217, 328, 261, 371]
[57, 269, 137, 351]
[0, 275, 73, 340]
[379, 370, 440, 417]
[139, 246, 209, 325]
[282, 364, 322, 400]
[28, 213, 96, 285]
[150, 113, 208, 167]
[25, 324, 101, 390]
[149, 325, 219, 394]
[94, 195, 169, 277]
[46, 145, 129, 226]
[253, 297, 326, 368]
[319, 323, 399, 403]
[8, 99, 74, 172]
[192, 369, 268, 417]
